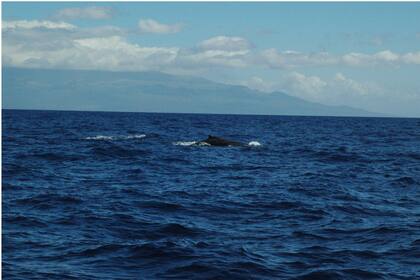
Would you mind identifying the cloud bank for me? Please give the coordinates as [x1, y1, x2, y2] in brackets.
[3, 20, 76, 30]
[3, 19, 420, 73]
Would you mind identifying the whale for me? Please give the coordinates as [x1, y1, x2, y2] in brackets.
[198, 135, 243, 147]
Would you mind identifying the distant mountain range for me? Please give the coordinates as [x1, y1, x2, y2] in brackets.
[3, 67, 380, 117]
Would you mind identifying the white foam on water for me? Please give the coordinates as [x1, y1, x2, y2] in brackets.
[197, 142, 211, 146]
[174, 140, 260, 147]
[85, 134, 146, 140]
[248, 141, 262, 147]
[124, 134, 146, 139]
[173, 141, 197, 146]
[85, 135, 114, 140]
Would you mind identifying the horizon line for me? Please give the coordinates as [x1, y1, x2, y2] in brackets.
[3, 108, 412, 119]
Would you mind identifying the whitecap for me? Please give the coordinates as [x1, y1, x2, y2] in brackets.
[173, 141, 197, 146]
[85, 135, 114, 140]
[85, 134, 146, 141]
[124, 134, 146, 139]
[248, 141, 262, 147]
[197, 142, 211, 146]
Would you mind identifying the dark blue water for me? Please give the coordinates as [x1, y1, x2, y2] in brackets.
[3, 109, 420, 279]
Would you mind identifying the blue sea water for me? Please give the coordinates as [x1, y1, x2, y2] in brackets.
[2, 109, 420, 279]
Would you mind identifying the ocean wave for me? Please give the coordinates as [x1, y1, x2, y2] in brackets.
[315, 150, 363, 163]
[173, 140, 261, 147]
[391, 176, 417, 187]
[90, 145, 150, 159]
[29, 152, 85, 162]
[163, 260, 275, 279]
[4, 215, 48, 228]
[85, 134, 146, 141]
[135, 200, 186, 212]
[85, 135, 114, 140]
[64, 241, 198, 261]
[14, 193, 82, 208]
[293, 268, 384, 280]
[173, 141, 211, 146]
[2, 163, 32, 176]
[156, 223, 201, 237]
[173, 141, 196, 146]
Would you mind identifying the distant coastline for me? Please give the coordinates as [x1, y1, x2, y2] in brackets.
[3, 67, 388, 118]
[3, 108, 405, 119]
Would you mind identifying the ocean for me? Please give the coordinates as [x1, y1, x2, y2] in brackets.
[2, 109, 420, 279]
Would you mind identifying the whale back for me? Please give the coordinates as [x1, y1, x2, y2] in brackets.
[202, 135, 241, 147]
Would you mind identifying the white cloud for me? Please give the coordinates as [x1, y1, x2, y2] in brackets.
[374, 50, 399, 62]
[3, 33, 178, 71]
[334, 73, 370, 95]
[259, 49, 337, 68]
[75, 25, 126, 38]
[241, 76, 274, 93]
[3, 25, 248, 71]
[138, 19, 183, 34]
[243, 72, 330, 102]
[341, 52, 371, 66]
[259, 49, 419, 68]
[2, 17, 420, 74]
[176, 49, 248, 68]
[72, 36, 178, 70]
[198, 36, 250, 51]
[342, 50, 402, 66]
[55, 7, 113, 20]
[173, 36, 250, 69]
[239, 72, 383, 105]
[243, 72, 371, 104]
[402, 51, 420, 64]
[284, 72, 327, 100]
[2, 20, 76, 30]
[258, 49, 283, 68]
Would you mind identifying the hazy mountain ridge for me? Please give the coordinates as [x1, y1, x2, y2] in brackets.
[3, 67, 380, 116]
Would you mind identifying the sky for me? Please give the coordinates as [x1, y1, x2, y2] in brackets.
[2, 2, 420, 116]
